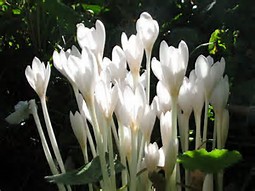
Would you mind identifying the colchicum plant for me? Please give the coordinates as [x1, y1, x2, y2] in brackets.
[6, 12, 242, 191]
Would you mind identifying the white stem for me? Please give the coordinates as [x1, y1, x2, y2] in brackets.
[111, 118, 120, 154]
[194, 111, 202, 149]
[107, 119, 117, 191]
[202, 97, 209, 148]
[145, 48, 152, 104]
[40, 97, 66, 171]
[29, 100, 66, 191]
[129, 128, 138, 191]
[88, 99, 110, 191]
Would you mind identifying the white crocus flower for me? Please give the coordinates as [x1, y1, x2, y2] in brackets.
[152, 40, 189, 98]
[136, 12, 159, 52]
[95, 78, 118, 119]
[121, 32, 144, 85]
[67, 47, 98, 104]
[25, 57, 50, 98]
[210, 75, 229, 115]
[140, 104, 156, 143]
[70, 111, 87, 151]
[151, 81, 171, 117]
[195, 55, 225, 99]
[103, 45, 127, 83]
[53, 46, 81, 85]
[115, 83, 146, 131]
[144, 142, 160, 172]
[77, 20, 105, 71]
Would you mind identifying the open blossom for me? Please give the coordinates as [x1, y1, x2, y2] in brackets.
[77, 20, 105, 71]
[102, 45, 127, 83]
[115, 82, 146, 131]
[195, 55, 225, 99]
[144, 142, 160, 172]
[67, 47, 98, 103]
[25, 57, 51, 98]
[152, 40, 189, 98]
[121, 33, 144, 77]
[136, 12, 159, 51]
[53, 46, 81, 85]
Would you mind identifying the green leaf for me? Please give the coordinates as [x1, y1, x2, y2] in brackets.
[81, 4, 109, 15]
[12, 9, 21, 15]
[46, 154, 125, 185]
[178, 149, 242, 173]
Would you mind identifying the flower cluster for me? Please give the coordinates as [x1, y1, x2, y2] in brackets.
[24, 12, 229, 191]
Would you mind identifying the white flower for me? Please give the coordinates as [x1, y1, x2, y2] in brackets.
[121, 33, 144, 77]
[140, 105, 156, 142]
[195, 56, 225, 99]
[25, 57, 51, 98]
[95, 77, 118, 119]
[178, 76, 193, 115]
[152, 40, 189, 97]
[144, 142, 160, 172]
[53, 46, 81, 85]
[67, 47, 98, 103]
[103, 45, 127, 83]
[70, 111, 87, 149]
[115, 83, 146, 131]
[210, 75, 229, 115]
[77, 20, 105, 71]
[151, 81, 171, 117]
[136, 12, 159, 51]
[221, 109, 229, 147]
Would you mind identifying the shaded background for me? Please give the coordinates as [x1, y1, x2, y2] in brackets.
[1, 0, 255, 190]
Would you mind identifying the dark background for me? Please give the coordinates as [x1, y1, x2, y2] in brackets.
[1, 0, 255, 190]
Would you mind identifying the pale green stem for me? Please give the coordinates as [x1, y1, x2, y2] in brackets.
[179, 114, 190, 191]
[202, 97, 209, 148]
[129, 129, 138, 191]
[216, 112, 224, 191]
[217, 170, 224, 191]
[111, 118, 120, 154]
[216, 112, 223, 149]
[137, 134, 145, 172]
[118, 122, 128, 191]
[166, 164, 177, 191]
[30, 100, 66, 191]
[107, 119, 117, 191]
[171, 96, 178, 138]
[81, 146, 93, 191]
[165, 96, 178, 191]
[212, 117, 217, 149]
[194, 111, 202, 149]
[73, 86, 96, 158]
[88, 99, 110, 191]
[145, 48, 152, 104]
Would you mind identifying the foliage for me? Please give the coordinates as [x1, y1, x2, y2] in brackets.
[46, 154, 125, 185]
[178, 149, 242, 173]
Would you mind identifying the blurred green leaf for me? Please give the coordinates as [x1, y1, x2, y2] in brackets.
[81, 4, 109, 15]
[46, 154, 125, 185]
[12, 9, 21, 15]
[178, 149, 242, 173]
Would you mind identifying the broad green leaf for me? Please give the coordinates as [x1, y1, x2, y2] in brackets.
[178, 149, 242, 173]
[46, 154, 125, 185]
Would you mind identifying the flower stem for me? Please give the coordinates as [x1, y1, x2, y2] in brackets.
[29, 100, 66, 191]
[40, 97, 72, 191]
[202, 97, 209, 148]
[88, 99, 110, 191]
[145, 48, 152, 104]
[194, 111, 202, 149]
